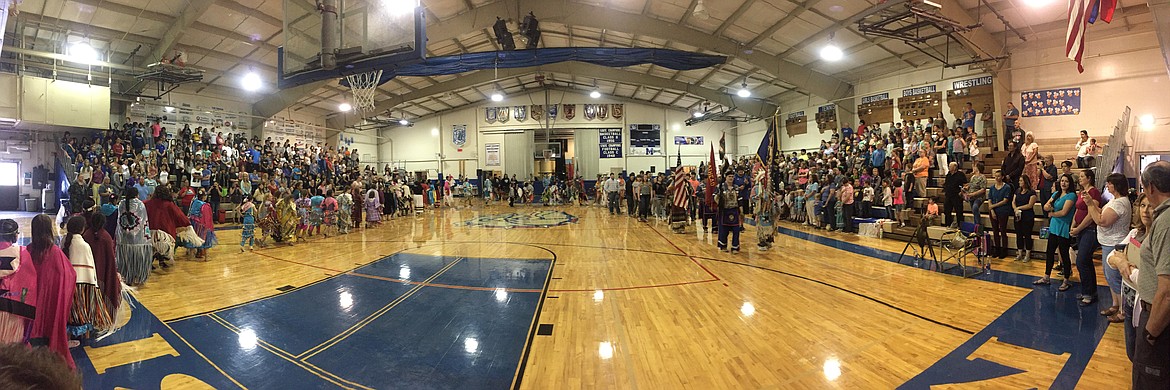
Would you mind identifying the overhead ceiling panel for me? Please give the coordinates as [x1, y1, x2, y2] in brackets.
[813, 0, 871, 19]
[427, 0, 466, 20]
[646, 0, 688, 22]
[769, 17, 821, 47]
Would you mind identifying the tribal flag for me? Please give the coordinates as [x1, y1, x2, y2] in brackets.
[1099, 0, 1117, 23]
[1066, 0, 1089, 73]
[706, 143, 717, 209]
[718, 132, 726, 163]
[756, 118, 775, 163]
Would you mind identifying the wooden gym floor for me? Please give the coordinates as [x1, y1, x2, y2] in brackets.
[32, 203, 1124, 389]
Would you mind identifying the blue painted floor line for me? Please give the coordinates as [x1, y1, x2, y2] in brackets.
[770, 225, 1114, 388]
[74, 254, 552, 389]
[73, 297, 244, 390]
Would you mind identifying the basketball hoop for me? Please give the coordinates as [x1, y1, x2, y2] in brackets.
[344, 70, 382, 114]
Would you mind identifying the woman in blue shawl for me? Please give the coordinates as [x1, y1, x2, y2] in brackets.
[184, 190, 218, 259]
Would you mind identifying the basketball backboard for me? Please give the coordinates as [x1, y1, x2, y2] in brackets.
[280, 0, 426, 89]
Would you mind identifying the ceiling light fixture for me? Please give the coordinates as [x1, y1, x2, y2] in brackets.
[1140, 114, 1156, 128]
[693, 0, 711, 20]
[736, 80, 751, 98]
[693, 111, 704, 118]
[241, 71, 262, 92]
[164, 106, 175, 113]
[69, 42, 98, 65]
[382, 0, 419, 16]
[820, 32, 844, 62]
[490, 92, 504, 102]
[399, 118, 410, 126]
[590, 90, 601, 99]
[1024, 0, 1055, 8]
[339, 102, 352, 112]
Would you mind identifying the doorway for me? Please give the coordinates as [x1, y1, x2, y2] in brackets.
[0, 162, 18, 210]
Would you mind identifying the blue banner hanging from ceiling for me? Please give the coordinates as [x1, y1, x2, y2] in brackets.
[339, 48, 728, 87]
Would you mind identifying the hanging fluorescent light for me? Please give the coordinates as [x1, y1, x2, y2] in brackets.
[693, 111, 704, 118]
[339, 103, 352, 112]
[399, 118, 410, 126]
[69, 42, 99, 65]
[241, 71, 262, 91]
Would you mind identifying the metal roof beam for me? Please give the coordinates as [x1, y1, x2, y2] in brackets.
[423, 0, 854, 100]
[369, 62, 777, 118]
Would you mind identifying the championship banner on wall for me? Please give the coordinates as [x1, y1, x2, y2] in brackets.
[612, 104, 623, 120]
[485, 107, 498, 123]
[452, 125, 467, 147]
[599, 128, 622, 158]
[673, 136, 704, 145]
[584, 104, 597, 120]
[531, 105, 543, 121]
[598, 104, 609, 120]
[1021, 88, 1081, 117]
[485, 143, 501, 166]
[563, 104, 576, 120]
[547, 104, 558, 119]
[514, 106, 527, 121]
[498, 106, 510, 123]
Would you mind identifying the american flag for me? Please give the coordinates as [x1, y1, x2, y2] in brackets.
[1066, 0, 1089, 73]
[671, 169, 691, 209]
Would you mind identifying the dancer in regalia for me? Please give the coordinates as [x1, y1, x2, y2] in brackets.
[184, 192, 218, 259]
[238, 196, 256, 252]
[82, 213, 124, 324]
[27, 214, 76, 369]
[274, 191, 299, 244]
[115, 188, 154, 286]
[0, 219, 37, 344]
[365, 189, 382, 227]
[62, 216, 113, 339]
[667, 170, 693, 233]
[337, 190, 353, 234]
[716, 173, 743, 253]
[751, 170, 776, 251]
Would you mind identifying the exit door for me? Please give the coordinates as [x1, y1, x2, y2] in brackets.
[0, 162, 18, 210]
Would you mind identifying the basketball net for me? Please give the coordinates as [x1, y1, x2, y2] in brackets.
[345, 70, 383, 114]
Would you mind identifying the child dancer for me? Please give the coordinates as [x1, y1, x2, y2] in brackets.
[337, 190, 353, 234]
[238, 196, 256, 252]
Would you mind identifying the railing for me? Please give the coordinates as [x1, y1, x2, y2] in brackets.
[1094, 106, 1131, 187]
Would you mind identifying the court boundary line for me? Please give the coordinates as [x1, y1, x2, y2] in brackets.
[641, 224, 981, 334]
[206, 313, 372, 390]
[510, 244, 557, 390]
[163, 242, 549, 323]
[155, 312, 250, 390]
[299, 258, 464, 360]
[347, 272, 545, 293]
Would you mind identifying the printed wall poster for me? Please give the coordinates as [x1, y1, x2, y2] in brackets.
[1020, 88, 1081, 117]
[485, 143, 501, 166]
